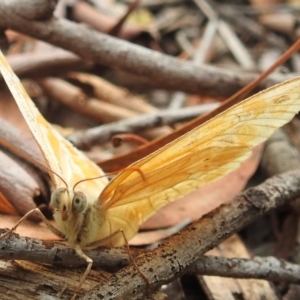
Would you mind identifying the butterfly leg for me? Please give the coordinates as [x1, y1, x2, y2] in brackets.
[87, 229, 150, 286]
[119, 229, 150, 286]
[57, 244, 91, 300]
[65, 244, 93, 300]
[0, 209, 71, 298]
[0, 208, 66, 240]
[70, 229, 126, 298]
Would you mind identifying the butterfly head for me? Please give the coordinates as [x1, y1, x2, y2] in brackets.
[50, 188, 88, 221]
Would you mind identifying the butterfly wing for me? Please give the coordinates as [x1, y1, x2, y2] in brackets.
[1, 48, 299, 247]
[0, 50, 108, 194]
[98, 77, 300, 245]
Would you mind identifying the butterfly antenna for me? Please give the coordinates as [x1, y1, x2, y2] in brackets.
[73, 173, 114, 191]
[0, 137, 68, 189]
[73, 167, 146, 191]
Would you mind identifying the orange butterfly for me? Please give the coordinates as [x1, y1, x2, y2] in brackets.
[1, 49, 300, 295]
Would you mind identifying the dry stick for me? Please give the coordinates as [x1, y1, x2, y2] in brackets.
[39, 78, 138, 123]
[191, 255, 300, 284]
[66, 72, 173, 139]
[1, 231, 300, 285]
[3, 50, 92, 80]
[72, 1, 148, 41]
[83, 170, 300, 299]
[217, 4, 286, 50]
[169, 14, 218, 109]
[175, 30, 195, 57]
[67, 72, 158, 114]
[222, 4, 300, 15]
[193, 19, 218, 65]
[0, 229, 131, 269]
[39, 76, 173, 138]
[193, 0, 256, 69]
[168, 15, 219, 109]
[68, 103, 219, 149]
[0, 1, 292, 98]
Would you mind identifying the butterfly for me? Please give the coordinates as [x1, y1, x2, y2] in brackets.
[1, 48, 300, 295]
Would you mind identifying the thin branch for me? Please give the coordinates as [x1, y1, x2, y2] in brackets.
[0, 231, 132, 269]
[6, 50, 92, 79]
[2, 228, 300, 293]
[67, 72, 158, 114]
[67, 103, 219, 149]
[193, 0, 256, 69]
[3, 231, 300, 285]
[192, 255, 300, 284]
[0, 0, 295, 97]
[72, 1, 150, 40]
[217, 3, 286, 50]
[39, 77, 138, 123]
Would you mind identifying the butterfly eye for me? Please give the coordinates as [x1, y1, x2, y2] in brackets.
[50, 188, 67, 208]
[72, 192, 87, 213]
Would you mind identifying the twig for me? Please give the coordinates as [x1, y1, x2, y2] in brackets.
[193, 0, 256, 69]
[72, 1, 151, 40]
[0, 234, 300, 284]
[67, 103, 219, 149]
[175, 30, 195, 57]
[218, 3, 300, 15]
[0, 0, 295, 98]
[67, 72, 158, 114]
[2, 232, 299, 285]
[167, 91, 187, 109]
[169, 16, 218, 109]
[217, 3, 287, 50]
[3, 0, 57, 20]
[194, 19, 218, 64]
[5, 50, 92, 80]
[0, 230, 132, 269]
[39, 76, 173, 138]
[191, 255, 300, 284]
[38, 78, 138, 123]
[83, 169, 300, 299]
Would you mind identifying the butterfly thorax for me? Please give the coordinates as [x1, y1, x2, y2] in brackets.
[50, 188, 106, 248]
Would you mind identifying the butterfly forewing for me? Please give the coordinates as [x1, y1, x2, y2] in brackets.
[0, 50, 108, 194]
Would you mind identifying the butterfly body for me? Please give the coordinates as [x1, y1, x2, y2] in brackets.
[50, 188, 96, 248]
